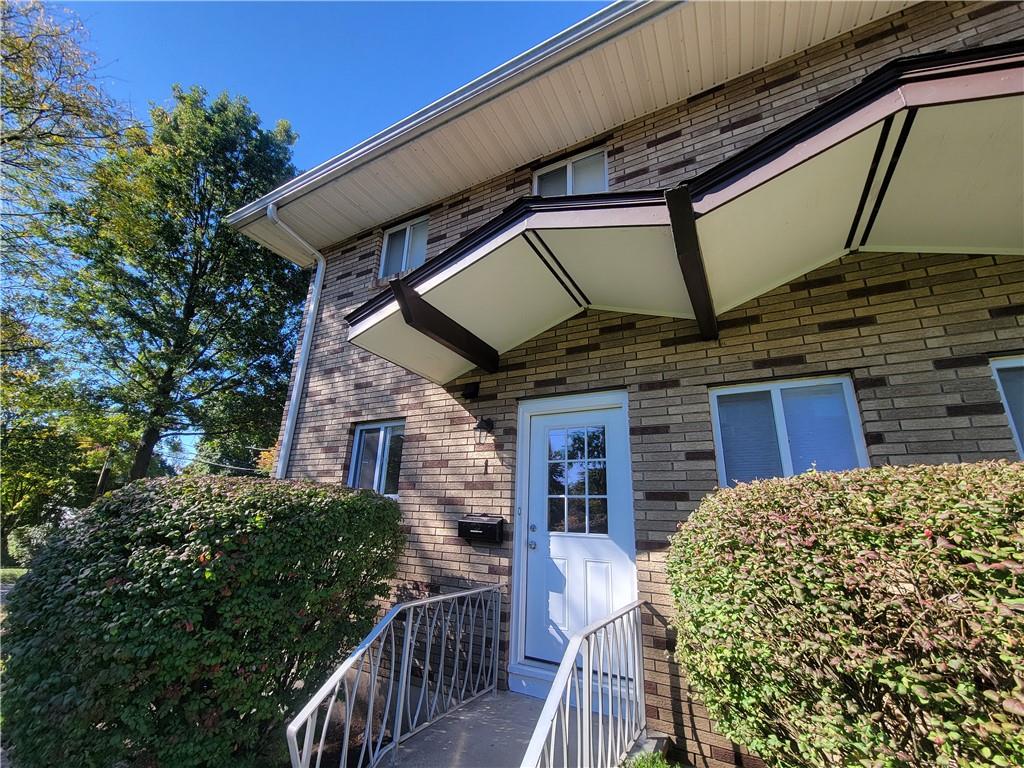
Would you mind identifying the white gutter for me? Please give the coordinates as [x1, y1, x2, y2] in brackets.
[266, 203, 326, 479]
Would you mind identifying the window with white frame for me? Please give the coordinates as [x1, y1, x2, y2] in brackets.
[533, 148, 608, 197]
[992, 357, 1024, 457]
[349, 420, 405, 497]
[710, 376, 869, 488]
[380, 217, 429, 278]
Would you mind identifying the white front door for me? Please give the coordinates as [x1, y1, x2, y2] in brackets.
[521, 395, 637, 667]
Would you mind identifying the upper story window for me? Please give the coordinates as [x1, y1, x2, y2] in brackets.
[380, 216, 429, 279]
[533, 148, 608, 197]
[710, 376, 869, 488]
[349, 420, 405, 498]
[992, 357, 1024, 457]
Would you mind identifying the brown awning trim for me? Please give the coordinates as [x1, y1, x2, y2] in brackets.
[665, 186, 717, 340]
[389, 278, 500, 373]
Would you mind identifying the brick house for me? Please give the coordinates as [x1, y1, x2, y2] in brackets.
[229, 3, 1024, 766]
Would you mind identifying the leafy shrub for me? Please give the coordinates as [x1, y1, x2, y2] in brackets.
[7, 523, 51, 565]
[2, 476, 403, 768]
[622, 751, 676, 768]
[667, 461, 1024, 768]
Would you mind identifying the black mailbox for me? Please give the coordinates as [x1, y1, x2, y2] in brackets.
[458, 515, 504, 544]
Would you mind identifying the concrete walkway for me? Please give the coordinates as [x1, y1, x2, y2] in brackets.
[394, 691, 545, 768]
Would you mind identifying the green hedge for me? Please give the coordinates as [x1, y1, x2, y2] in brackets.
[667, 461, 1024, 768]
[2, 477, 403, 768]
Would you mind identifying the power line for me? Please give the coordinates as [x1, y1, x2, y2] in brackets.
[186, 457, 261, 473]
[165, 447, 263, 474]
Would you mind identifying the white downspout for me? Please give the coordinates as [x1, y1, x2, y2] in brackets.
[266, 203, 326, 479]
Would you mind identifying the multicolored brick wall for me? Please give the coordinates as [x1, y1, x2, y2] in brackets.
[278, 3, 1024, 766]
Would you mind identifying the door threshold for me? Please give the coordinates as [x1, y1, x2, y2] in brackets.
[508, 660, 559, 700]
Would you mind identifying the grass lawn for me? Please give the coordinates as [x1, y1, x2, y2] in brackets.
[0, 568, 27, 585]
[1, 567, 26, 623]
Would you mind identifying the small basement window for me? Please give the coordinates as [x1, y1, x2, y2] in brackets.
[710, 376, 869, 488]
[534, 148, 608, 197]
[349, 420, 405, 498]
[380, 217, 429, 278]
[992, 357, 1024, 457]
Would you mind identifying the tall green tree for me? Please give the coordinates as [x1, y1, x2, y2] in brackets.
[1, 0, 122, 289]
[55, 86, 306, 479]
[0, 311, 134, 561]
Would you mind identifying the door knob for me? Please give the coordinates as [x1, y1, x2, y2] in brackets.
[529, 523, 537, 532]
[528, 540, 537, 550]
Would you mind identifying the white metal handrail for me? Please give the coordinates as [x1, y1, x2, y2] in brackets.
[287, 584, 502, 768]
[520, 600, 647, 768]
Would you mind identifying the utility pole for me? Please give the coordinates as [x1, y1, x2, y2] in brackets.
[94, 448, 113, 499]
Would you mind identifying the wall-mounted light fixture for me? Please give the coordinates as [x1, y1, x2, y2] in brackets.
[474, 417, 494, 435]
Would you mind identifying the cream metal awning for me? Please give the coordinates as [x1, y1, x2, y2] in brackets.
[684, 42, 1024, 315]
[345, 193, 691, 383]
[346, 42, 1024, 384]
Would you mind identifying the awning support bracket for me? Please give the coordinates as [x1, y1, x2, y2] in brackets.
[390, 279, 500, 374]
[665, 186, 718, 340]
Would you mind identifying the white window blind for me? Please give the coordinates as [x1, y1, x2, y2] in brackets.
[711, 377, 867, 487]
[534, 149, 607, 197]
[992, 358, 1024, 457]
[717, 390, 783, 485]
[570, 151, 606, 194]
[537, 165, 568, 197]
[380, 218, 428, 278]
[781, 383, 859, 473]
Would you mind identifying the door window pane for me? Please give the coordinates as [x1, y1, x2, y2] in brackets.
[782, 384, 858, 473]
[381, 229, 406, 277]
[548, 430, 566, 460]
[587, 461, 606, 495]
[571, 152, 606, 194]
[566, 462, 585, 495]
[717, 390, 783, 485]
[567, 498, 586, 533]
[537, 166, 568, 197]
[548, 498, 565, 532]
[406, 219, 429, 270]
[545, 424, 610, 535]
[548, 461, 565, 494]
[588, 499, 608, 534]
[567, 429, 586, 460]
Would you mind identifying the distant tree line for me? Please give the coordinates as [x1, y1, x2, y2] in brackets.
[1, 0, 306, 562]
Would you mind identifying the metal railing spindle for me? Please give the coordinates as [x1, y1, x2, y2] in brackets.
[286, 585, 502, 768]
[520, 601, 648, 768]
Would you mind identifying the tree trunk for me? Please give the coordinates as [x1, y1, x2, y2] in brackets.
[129, 365, 178, 481]
[129, 424, 162, 480]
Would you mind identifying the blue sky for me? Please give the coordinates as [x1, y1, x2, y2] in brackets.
[70, 1, 609, 173]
